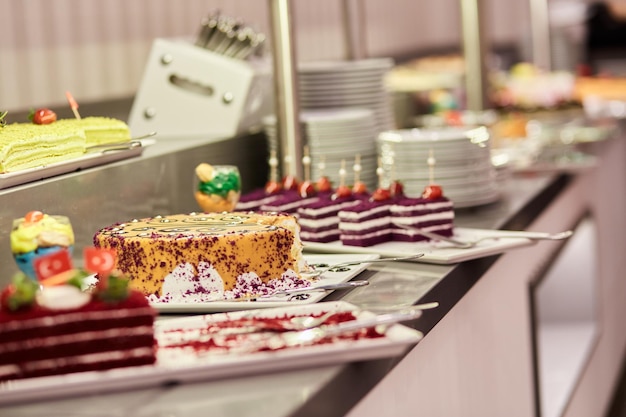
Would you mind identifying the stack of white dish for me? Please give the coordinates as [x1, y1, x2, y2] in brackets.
[264, 108, 378, 191]
[297, 58, 396, 134]
[377, 126, 499, 208]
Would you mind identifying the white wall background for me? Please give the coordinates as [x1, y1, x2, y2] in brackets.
[1, 0, 580, 113]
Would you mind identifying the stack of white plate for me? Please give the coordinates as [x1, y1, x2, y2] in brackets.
[264, 108, 378, 190]
[297, 58, 396, 134]
[377, 127, 500, 208]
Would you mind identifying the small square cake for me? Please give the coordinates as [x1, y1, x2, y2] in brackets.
[390, 196, 455, 242]
[338, 200, 394, 247]
[298, 195, 359, 243]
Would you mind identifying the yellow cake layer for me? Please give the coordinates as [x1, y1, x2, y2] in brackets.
[0, 123, 86, 173]
[56, 117, 131, 147]
[93, 212, 304, 297]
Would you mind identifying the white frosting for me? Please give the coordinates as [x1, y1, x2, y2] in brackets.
[149, 261, 312, 303]
[391, 212, 455, 225]
[338, 204, 391, 221]
[340, 229, 392, 242]
[36, 285, 91, 310]
[339, 217, 390, 232]
[298, 200, 359, 217]
[298, 215, 341, 229]
[390, 201, 454, 213]
[300, 229, 340, 240]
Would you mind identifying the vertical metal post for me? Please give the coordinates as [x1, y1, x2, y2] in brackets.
[460, 0, 489, 111]
[529, 0, 552, 71]
[268, 0, 303, 179]
[341, 0, 366, 60]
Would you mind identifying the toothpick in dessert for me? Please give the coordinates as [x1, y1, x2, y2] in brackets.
[264, 150, 283, 195]
[422, 148, 443, 200]
[351, 154, 368, 195]
[387, 145, 404, 198]
[371, 156, 391, 201]
[65, 91, 82, 120]
[281, 155, 299, 191]
[332, 159, 352, 199]
[315, 155, 333, 193]
[298, 145, 316, 198]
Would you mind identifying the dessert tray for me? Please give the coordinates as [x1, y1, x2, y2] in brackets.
[0, 301, 422, 406]
[303, 227, 537, 264]
[151, 254, 379, 313]
[0, 139, 155, 190]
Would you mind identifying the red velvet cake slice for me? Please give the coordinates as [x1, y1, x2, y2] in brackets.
[0, 271, 156, 381]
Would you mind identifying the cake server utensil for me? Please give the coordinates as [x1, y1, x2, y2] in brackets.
[393, 223, 573, 249]
[302, 253, 425, 278]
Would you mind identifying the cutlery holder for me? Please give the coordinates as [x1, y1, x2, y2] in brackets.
[128, 38, 273, 138]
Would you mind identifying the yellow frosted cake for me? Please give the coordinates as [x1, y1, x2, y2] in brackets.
[0, 123, 86, 173]
[56, 117, 131, 147]
[93, 212, 308, 301]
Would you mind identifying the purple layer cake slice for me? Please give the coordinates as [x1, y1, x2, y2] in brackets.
[297, 195, 359, 243]
[390, 196, 455, 242]
[235, 188, 283, 212]
[260, 190, 319, 214]
[338, 200, 394, 246]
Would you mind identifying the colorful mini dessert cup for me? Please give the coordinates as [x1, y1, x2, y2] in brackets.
[194, 163, 242, 213]
[10, 211, 74, 280]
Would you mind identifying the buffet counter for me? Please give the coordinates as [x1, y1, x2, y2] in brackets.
[0, 113, 625, 417]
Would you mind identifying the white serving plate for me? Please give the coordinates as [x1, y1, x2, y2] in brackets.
[151, 254, 379, 313]
[0, 139, 154, 190]
[0, 301, 422, 406]
[303, 227, 535, 264]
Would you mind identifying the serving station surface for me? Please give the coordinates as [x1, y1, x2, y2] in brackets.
[0, 110, 624, 417]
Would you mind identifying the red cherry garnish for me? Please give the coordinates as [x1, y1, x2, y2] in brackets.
[422, 184, 443, 200]
[443, 110, 463, 126]
[24, 210, 44, 224]
[264, 180, 282, 195]
[282, 175, 299, 191]
[29, 108, 57, 125]
[389, 180, 404, 197]
[315, 176, 332, 193]
[371, 188, 391, 201]
[333, 185, 352, 199]
[352, 181, 368, 195]
[299, 181, 316, 198]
